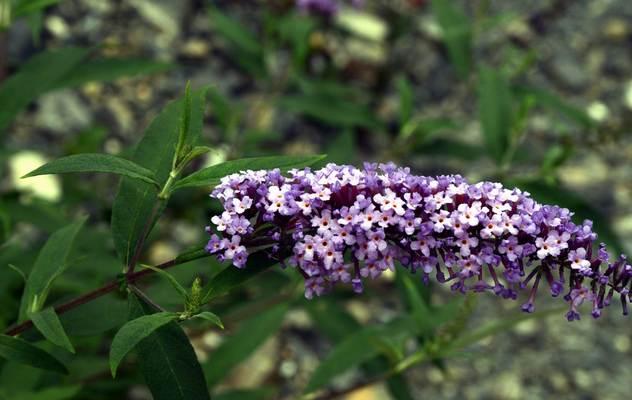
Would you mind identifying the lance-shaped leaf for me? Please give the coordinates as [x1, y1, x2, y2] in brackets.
[19, 217, 87, 321]
[50, 58, 173, 90]
[0, 334, 68, 374]
[306, 300, 415, 399]
[109, 311, 179, 377]
[192, 311, 224, 329]
[111, 88, 206, 265]
[478, 66, 514, 165]
[305, 328, 385, 393]
[431, 0, 472, 78]
[141, 264, 189, 298]
[0, 47, 90, 135]
[303, 316, 418, 393]
[441, 306, 565, 356]
[204, 304, 287, 387]
[13, 0, 62, 17]
[203, 251, 279, 302]
[173, 154, 327, 191]
[30, 308, 75, 354]
[11, 385, 82, 400]
[22, 153, 159, 186]
[127, 295, 211, 400]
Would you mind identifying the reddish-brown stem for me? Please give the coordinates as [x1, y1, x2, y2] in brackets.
[4, 250, 209, 337]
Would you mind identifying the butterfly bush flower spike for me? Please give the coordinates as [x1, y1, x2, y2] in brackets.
[206, 163, 632, 321]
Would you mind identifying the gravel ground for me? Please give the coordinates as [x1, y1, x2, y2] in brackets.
[6, 0, 632, 398]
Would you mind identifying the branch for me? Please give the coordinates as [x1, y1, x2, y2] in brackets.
[4, 247, 210, 337]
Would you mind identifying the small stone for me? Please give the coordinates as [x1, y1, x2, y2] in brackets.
[549, 372, 569, 391]
[549, 53, 589, 92]
[614, 335, 631, 353]
[106, 98, 134, 134]
[493, 372, 523, 400]
[514, 319, 538, 335]
[148, 241, 178, 265]
[130, 0, 185, 44]
[587, 101, 609, 122]
[279, 360, 297, 378]
[104, 138, 122, 155]
[9, 151, 61, 202]
[181, 39, 210, 58]
[35, 90, 92, 134]
[624, 81, 632, 110]
[603, 18, 629, 41]
[573, 369, 593, 389]
[45, 15, 70, 39]
[335, 9, 388, 42]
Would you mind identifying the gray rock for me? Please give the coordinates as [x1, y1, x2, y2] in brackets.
[35, 90, 92, 134]
[549, 52, 590, 92]
[130, 0, 186, 44]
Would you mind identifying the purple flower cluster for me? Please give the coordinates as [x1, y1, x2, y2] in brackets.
[205, 163, 632, 320]
[296, 0, 364, 17]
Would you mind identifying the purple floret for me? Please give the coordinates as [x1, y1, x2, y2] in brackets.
[205, 162, 632, 320]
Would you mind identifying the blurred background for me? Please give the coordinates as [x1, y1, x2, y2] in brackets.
[1, 0, 631, 399]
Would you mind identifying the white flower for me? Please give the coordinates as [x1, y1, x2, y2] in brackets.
[356, 206, 380, 230]
[431, 210, 452, 232]
[297, 194, 313, 215]
[312, 210, 336, 235]
[456, 235, 479, 256]
[211, 211, 231, 231]
[232, 196, 252, 214]
[224, 236, 246, 259]
[457, 202, 483, 227]
[410, 236, 436, 257]
[569, 248, 591, 271]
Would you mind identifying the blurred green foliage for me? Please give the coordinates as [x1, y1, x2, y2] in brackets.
[0, 0, 627, 399]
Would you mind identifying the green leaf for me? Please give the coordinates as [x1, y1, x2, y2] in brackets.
[326, 130, 355, 165]
[173, 154, 327, 191]
[0, 47, 90, 135]
[13, 0, 61, 18]
[214, 388, 277, 400]
[29, 308, 75, 354]
[209, 8, 264, 77]
[478, 66, 513, 165]
[385, 373, 415, 400]
[19, 217, 87, 321]
[431, 0, 472, 78]
[305, 328, 384, 393]
[400, 117, 459, 142]
[278, 94, 381, 128]
[444, 306, 565, 355]
[204, 304, 287, 387]
[109, 311, 178, 377]
[209, 8, 262, 58]
[174, 82, 193, 166]
[12, 385, 82, 400]
[396, 76, 414, 125]
[50, 58, 173, 90]
[6, 264, 26, 283]
[141, 264, 189, 299]
[59, 294, 128, 337]
[128, 295, 211, 400]
[0, 334, 67, 374]
[22, 153, 159, 186]
[192, 311, 224, 329]
[514, 85, 594, 129]
[203, 251, 279, 302]
[398, 273, 433, 331]
[111, 89, 206, 265]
